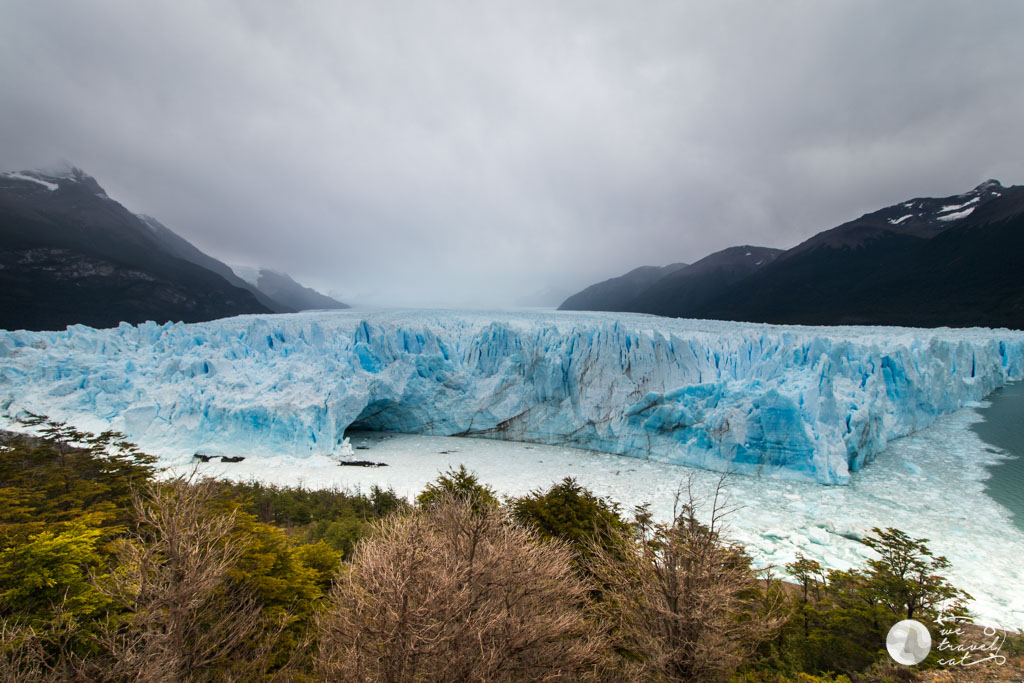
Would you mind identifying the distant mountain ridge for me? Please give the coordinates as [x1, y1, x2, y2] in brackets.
[233, 267, 349, 312]
[560, 179, 1024, 329]
[0, 166, 346, 331]
[559, 262, 688, 312]
[630, 246, 783, 317]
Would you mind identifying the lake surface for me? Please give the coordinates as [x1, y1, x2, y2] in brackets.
[973, 381, 1024, 533]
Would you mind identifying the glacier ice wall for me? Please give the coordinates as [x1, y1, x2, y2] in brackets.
[2, 309, 1023, 484]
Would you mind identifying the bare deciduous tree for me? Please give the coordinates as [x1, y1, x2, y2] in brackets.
[0, 602, 93, 682]
[0, 620, 47, 683]
[592, 475, 786, 682]
[315, 496, 606, 682]
[92, 477, 276, 682]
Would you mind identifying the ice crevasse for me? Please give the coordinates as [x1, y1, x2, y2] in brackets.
[1, 309, 1023, 485]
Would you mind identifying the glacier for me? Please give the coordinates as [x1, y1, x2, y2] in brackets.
[2, 309, 1024, 485]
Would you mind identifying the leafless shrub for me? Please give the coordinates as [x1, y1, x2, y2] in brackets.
[0, 620, 47, 683]
[592, 475, 787, 682]
[91, 476, 277, 682]
[0, 607, 86, 683]
[315, 496, 606, 682]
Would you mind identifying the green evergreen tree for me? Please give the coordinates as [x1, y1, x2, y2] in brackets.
[777, 528, 971, 676]
[0, 521, 110, 624]
[861, 526, 970, 621]
[3, 414, 156, 528]
[510, 477, 630, 565]
[416, 465, 499, 511]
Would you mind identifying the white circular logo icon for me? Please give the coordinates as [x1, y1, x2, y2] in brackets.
[886, 619, 932, 666]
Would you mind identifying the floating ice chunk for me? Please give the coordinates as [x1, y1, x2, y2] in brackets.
[331, 437, 356, 460]
[807, 526, 830, 545]
[901, 460, 922, 475]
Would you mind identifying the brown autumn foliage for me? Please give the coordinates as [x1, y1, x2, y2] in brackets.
[315, 496, 607, 682]
[591, 476, 787, 682]
[0, 620, 48, 683]
[90, 477, 280, 682]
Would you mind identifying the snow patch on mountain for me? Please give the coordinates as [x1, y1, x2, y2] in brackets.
[136, 215, 161, 233]
[939, 196, 981, 213]
[1, 171, 59, 191]
[937, 206, 976, 222]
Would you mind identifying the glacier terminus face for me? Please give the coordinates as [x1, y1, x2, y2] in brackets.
[1, 309, 1023, 485]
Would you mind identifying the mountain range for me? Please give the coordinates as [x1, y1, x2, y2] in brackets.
[0, 167, 346, 331]
[560, 180, 1024, 329]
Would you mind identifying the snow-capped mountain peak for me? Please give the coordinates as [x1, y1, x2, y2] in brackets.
[807, 178, 1016, 247]
[1, 165, 105, 196]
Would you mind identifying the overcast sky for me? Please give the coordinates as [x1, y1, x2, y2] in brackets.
[3, 1, 1023, 306]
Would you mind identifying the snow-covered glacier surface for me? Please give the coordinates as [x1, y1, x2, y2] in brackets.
[2, 309, 1023, 485]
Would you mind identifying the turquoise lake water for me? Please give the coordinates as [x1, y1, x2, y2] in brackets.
[973, 381, 1024, 533]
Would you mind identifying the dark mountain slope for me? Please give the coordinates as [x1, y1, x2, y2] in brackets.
[249, 269, 349, 312]
[0, 168, 271, 330]
[696, 181, 1024, 328]
[629, 245, 783, 317]
[558, 262, 687, 312]
[560, 179, 1023, 329]
[136, 214, 295, 314]
[783, 179, 1009, 255]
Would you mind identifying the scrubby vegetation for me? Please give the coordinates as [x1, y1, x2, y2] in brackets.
[316, 498, 604, 681]
[0, 418, 1016, 681]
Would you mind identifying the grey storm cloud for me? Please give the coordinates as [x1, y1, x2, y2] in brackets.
[2, 1, 1023, 306]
